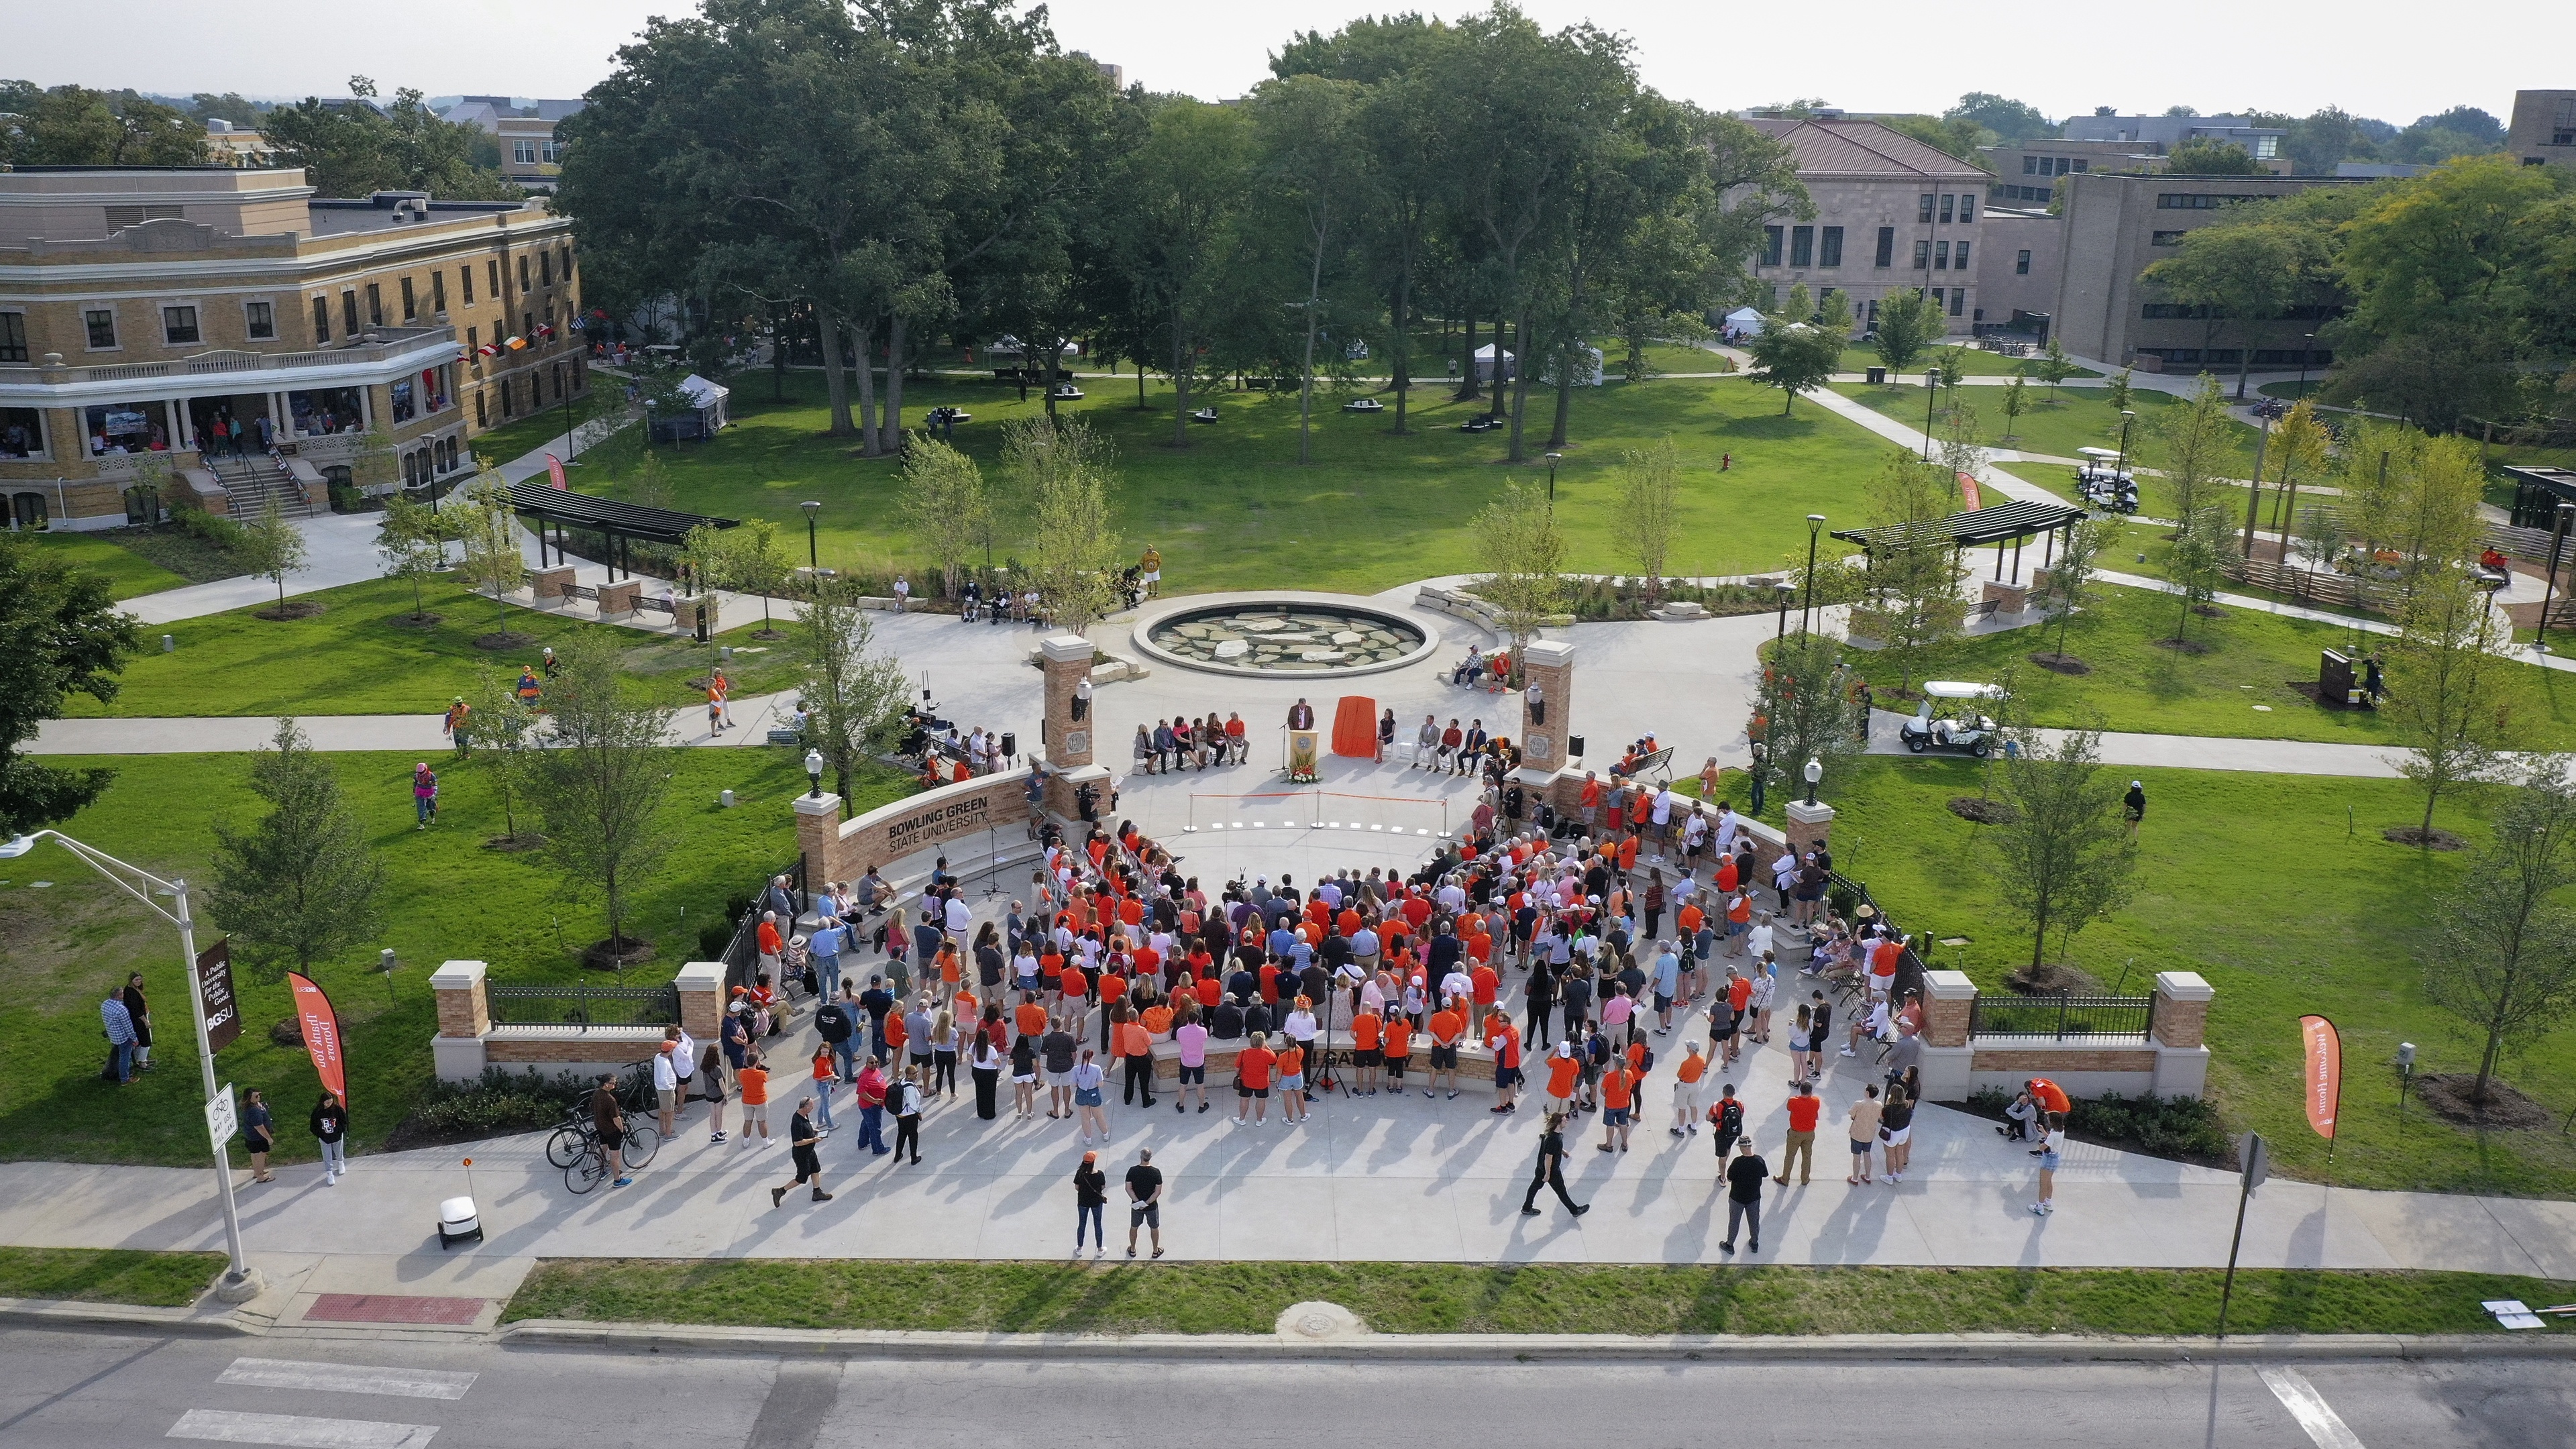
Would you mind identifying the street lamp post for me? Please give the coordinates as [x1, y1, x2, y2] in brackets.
[800, 500, 821, 572]
[2113, 409, 2137, 479]
[1803, 757, 1823, 806]
[804, 748, 826, 799]
[1921, 372, 1939, 462]
[0, 830, 259, 1301]
[1774, 580, 1796, 639]
[2296, 333, 2316, 396]
[1544, 451, 1562, 504]
[2538, 504, 2575, 653]
[1801, 513, 1827, 635]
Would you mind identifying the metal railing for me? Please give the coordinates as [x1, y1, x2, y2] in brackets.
[1968, 993, 2154, 1041]
[0, 326, 458, 386]
[720, 856, 809, 992]
[487, 982, 680, 1030]
[1824, 871, 1927, 1007]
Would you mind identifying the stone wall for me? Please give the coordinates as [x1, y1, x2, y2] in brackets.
[798, 769, 1035, 893]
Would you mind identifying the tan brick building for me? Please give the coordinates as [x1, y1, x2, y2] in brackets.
[1739, 115, 1992, 338]
[0, 164, 587, 531]
[2508, 89, 2576, 171]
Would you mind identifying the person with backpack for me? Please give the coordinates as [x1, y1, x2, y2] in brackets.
[411, 762, 437, 828]
[816, 985, 858, 1085]
[1707, 1082, 1744, 1162]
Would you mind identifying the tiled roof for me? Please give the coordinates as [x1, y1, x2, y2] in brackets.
[1744, 117, 1988, 180]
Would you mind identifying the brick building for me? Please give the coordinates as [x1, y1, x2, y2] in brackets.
[0, 164, 586, 531]
[1739, 114, 1992, 337]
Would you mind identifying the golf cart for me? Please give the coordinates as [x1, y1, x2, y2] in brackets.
[1343, 396, 1385, 413]
[2074, 447, 2137, 513]
[1050, 382, 1084, 400]
[1189, 406, 1220, 424]
[1458, 414, 1501, 433]
[1899, 680, 2006, 757]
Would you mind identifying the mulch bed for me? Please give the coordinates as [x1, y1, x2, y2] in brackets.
[268, 1018, 303, 1048]
[253, 600, 326, 621]
[2383, 825, 2468, 850]
[1948, 796, 2020, 824]
[582, 936, 658, 971]
[475, 631, 539, 651]
[2192, 603, 2227, 619]
[386, 612, 446, 630]
[2152, 637, 2214, 655]
[2027, 652, 2091, 676]
[482, 833, 546, 853]
[2005, 961, 2103, 995]
[2415, 1073, 2554, 1130]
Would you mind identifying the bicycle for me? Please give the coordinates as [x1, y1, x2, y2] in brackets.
[548, 1104, 659, 1175]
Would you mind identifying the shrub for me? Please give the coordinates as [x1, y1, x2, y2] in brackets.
[386, 1065, 604, 1149]
[174, 507, 246, 551]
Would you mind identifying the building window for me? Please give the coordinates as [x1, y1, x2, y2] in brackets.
[1958, 195, 1975, 223]
[2023, 156, 2038, 174]
[459, 266, 475, 306]
[0, 312, 25, 363]
[244, 301, 275, 340]
[518, 255, 531, 292]
[476, 391, 487, 427]
[1950, 289, 1965, 317]
[1939, 194, 1955, 223]
[1929, 287, 1944, 313]
[487, 259, 502, 298]
[1954, 241, 1971, 270]
[1819, 225, 1843, 268]
[522, 311, 536, 342]
[342, 290, 359, 335]
[1919, 193, 1935, 223]
[366, 284, 383, 327]
[0, 405, 44, 460]
[1933, 240, 1949, 270]
[2253, 136, 2279, 158]
[400, 277, 417, 321]
[2015, 250, 2031, 275]
[2072, 160, 2088, 172]
[2151, 230, 2189, 247]
[431, 271, 446, 315]
[1760, 226, 1784, 266]
[466, 325, 478, 359]
[540, 251, 553, 287]
[1788, 225, 1813, 268]
[1875, 227, 1895, 268]
[1913, 239, 1931, 270]
[312, 296, 331, 343]
[2158, 193, 2249, 209]
[84, 308, 117, 350]
[559, 246, 572, 282]
[514, 140, 538, 165]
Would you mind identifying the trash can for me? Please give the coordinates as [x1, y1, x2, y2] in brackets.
[1866, 366, 1887, 385]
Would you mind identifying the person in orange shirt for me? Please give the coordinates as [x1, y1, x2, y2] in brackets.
[1669, 1039, 1709, 1136]
[1116, 1008, 1155, 1108]
[1426, 1000, 1464, 1098]
[1058, 963, 1089, 1022]
[1276, 1040, 1308, 1123]
[1598, 1057, 1640, 1152]
[737, 1051, 773, 1145]
[1014, 991, 1049, 1043]
[1544, 1040, 1581, 1109]
[936, 944, 963, 1003]
[809, 1046, 839, 1134]
[1381, 1013, 1414, 1096]
[1140, 1000, 1173, 1037]
[1234, 1032, 1277, 1124]
[1468, 965, 1499, 1042]
[1350, 1004, 1384, 1096]
[1616, 833, 1640, 878]
[1488, 1011, 1522, 1112]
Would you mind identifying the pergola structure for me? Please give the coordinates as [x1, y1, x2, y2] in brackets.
[1833, 498, 2089, 584]
[503, 482, 737, 582]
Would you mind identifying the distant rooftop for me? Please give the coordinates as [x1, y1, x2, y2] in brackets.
[1741, 116, 1990, 179]
[307, 191, 534, 236]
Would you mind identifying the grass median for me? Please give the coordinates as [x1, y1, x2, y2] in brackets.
[504, 1259, 2571, 1337]
[0, 1247, 225, 1307]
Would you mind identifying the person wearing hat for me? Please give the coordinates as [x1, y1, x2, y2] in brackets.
[412, 762, 437, 829]
[442, 697, 472, 758]
[2124, 780, 2147, 839]
[1072, 1150, 1109, 1256]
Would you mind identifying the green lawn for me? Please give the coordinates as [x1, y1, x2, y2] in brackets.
[555, 369, 1902, 594]
[0, 749, 910, 1167]
[0, 1247, 226, 1306]
[505, 1259, 2569, 1336]
[26, 530, 192, 600]
[1815, 757, 2576, 1197]
[464, 386, 627, 472]
[62, 574, 806, 718]
[1838, 344, 2100, 380]
[1835, 382, 2256, 467]
[1933, 579, 2576, 747]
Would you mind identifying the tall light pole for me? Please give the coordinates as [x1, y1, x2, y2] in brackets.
[800, 500, 821, 571]
[0, 831, 260, 1301]
[2539, 502, 2574, 654]
[2296, 332, 2316, 396]
[1544, 451, 1562, 505]
[1801, 513, 1827, 635]
[1921, 371, 1939, 462]
[2113, 409, 2137, 479]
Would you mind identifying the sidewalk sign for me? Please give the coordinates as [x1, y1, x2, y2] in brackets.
[2216, 1130, 2267, 1342]
[205, 1082, 237, 1154]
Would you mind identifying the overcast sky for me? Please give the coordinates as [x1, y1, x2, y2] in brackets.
[13, 0, 2565, 126]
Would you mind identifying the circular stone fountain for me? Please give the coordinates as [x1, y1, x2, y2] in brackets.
[1129, 592, 1444, 678]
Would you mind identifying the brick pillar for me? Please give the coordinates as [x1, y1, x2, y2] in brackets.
[794, 792, 845, 896]
[428, 960, 489, 1083]
[529, 566, 575, 604]
[1784, 798, 1835, 862]
[1039, 634, 1096, 818]
[596, 578, 640, 620]
[2151, 971, 2214, 1050]
[675, 961, 727, 1042]
[1517, 639, 1574, 775]
[1922, 969, 1976, 1048]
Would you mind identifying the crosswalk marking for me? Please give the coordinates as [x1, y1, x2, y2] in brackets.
[217, 1360, 478, 1401]
[2259, 1368, 2368, 1449]
[168, 1409, 437, 1448]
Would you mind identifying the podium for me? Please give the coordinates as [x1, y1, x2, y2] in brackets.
[1287, 730, 1321, 777]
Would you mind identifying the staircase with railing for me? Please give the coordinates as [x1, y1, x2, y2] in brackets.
[210, 455, 313, 520]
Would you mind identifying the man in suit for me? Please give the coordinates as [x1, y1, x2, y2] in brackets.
[1287, 698, 1316, 731]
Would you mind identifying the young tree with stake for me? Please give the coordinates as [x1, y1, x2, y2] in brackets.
[239, 500, 309, 619]
[1471, 476, 1568, 669]
[1986, 722, 2137, 971]
[2422, 756, 2576, 1108]
[528, 638, 676, 963]
[206, 718, 385, 984]
[795, 579, 912, 802]
[1617, 437, 1681, 603]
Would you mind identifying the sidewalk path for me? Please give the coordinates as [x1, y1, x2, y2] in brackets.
[122, 511, 396, 626]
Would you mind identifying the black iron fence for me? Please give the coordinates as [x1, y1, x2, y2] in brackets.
[1968, 994, 2155, 1041]
[720, 855, 809, 992]
[1823, 871, 1927, 1006]
[488, 982, 680, 1030]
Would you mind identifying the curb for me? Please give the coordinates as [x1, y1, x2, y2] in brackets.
[0, 1296, 252, 1338]
[495, 1320, 2576, 1363]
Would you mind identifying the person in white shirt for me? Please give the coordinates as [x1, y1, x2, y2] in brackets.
[1652, 786, 1675, 836]
[1715, 804, 1740, 854]
[1746, 913, 1774, 964]
[1682, 809, 1709, 862]
[945, 892, 971, 937]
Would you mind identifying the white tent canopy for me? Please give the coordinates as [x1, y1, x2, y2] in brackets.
[1723, 306, 1764, 337]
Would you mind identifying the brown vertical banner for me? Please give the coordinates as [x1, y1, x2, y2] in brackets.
[197, 938, 241, 1055]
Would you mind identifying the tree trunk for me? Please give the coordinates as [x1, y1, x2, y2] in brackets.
[1169, 299, 1191, 449]
[1389, 272, 1412, 435]
[771, 307, 788, 402]
[1456, 312, 1480, 402]
[1548, 330, 1575, 450]
[817, 304, 855, 437]
[851, 319, 879, 458]
[1298, 239, 1324, 466]
[882, 314, 908, 455]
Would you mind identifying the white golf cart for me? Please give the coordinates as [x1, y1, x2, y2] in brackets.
[1899, 680, 2006, 757]
[2074, 447, 2137, 513]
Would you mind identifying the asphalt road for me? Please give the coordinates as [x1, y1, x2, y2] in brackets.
[3, 1327, 2570, 1448]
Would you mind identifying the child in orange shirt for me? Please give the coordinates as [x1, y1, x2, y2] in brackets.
[1277, 1041, 1308, 1122]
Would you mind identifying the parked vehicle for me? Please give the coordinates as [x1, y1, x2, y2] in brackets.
[1898, 681, 2006, 757]
[1343, 397, 1385, 414]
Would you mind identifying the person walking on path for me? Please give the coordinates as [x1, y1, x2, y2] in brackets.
[1846, 1083, 1882, 1185]
[1234, 1032, 1277, 1124]
[1011, 1025, 1040, 1120]
[1126, 1148, 1165, 1258]
[972, 1026, 1004, 1120]
[807, 1046, 838, 1134]
[769, 1098, 833, 1208]
[1597, 1053, 1640, 1154]
[99, 991, 138, 1085]
[443, 698, 471, 758]
[892, 1066, 926, 1165]
[700, 1038, 731, 1144]
[2124, 780, 2146, 840]
[736, 1053, 772, 1147]
[2031, 1111, 2065, 1216]
[1775, 1080, 1819, 1187]
[1073, 1151, 1109, 1257]
[1520, 1108, 1589, 1217]
[1173, 1011, 1209, 1114]
[853, 1059, 890, 1156]
[240, 1089, 275, 1183]
[1707, 1081, 1744, 1160]
[1071, 1048, 1110, 1146]
[1720, 1136, 1767, 1254]
[412, 762, 438, 828]
[653, 1028, 687, 1138]
[311, 1089, 350, 1185]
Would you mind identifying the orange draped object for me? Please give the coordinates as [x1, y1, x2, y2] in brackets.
[1330, 696, 1379, 759]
